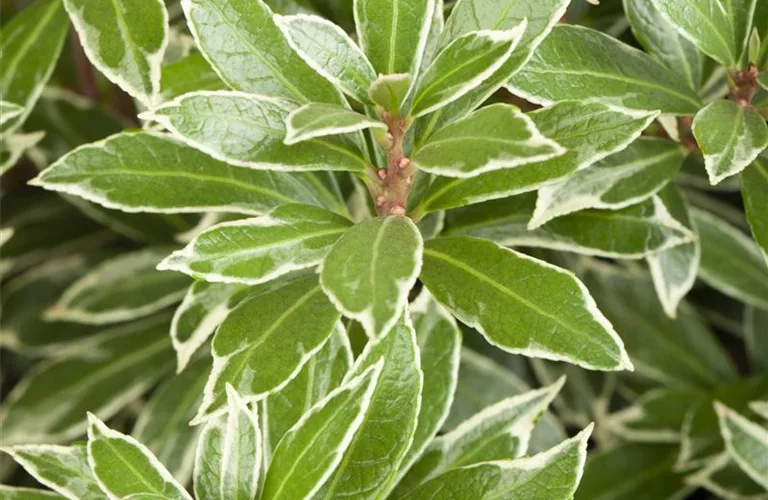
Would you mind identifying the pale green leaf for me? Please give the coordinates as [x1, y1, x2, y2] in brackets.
[692, 99, 768, 185]
[87, 414, 192, 500]
[193, 275, 340, 423]
[715, 402, 768, 489]
[1, 131, 46, 174]
[0, 486, 65, 499]
[0, 101, 24, 126]
[193, 386, 261, 500]
[420, 236, 632, 371]
[182, 0, 342, 104]
[144, 91, 368, 172]
[412, 104, 565, 178]
[508, 25, 702, 115]
[741, 155, 768, 264]
[750, 401, 768, 420]
[160, 53, 226, 100]
[686, 452, 768, 500]
[369, 74, 412, 115]
[160, 204, 352, 285]
[275, 14, 377, 104]
[745, 306, 768, 373]
[64, 0, 168, 107]
[284, 103, 386, 145]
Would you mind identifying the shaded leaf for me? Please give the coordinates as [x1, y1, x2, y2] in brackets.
[285, 103, 386, 145]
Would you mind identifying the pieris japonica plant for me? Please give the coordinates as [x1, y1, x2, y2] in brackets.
[1, 0, 767, 497]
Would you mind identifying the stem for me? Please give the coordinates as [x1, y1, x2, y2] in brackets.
[728, 63, 759, 107]
[370, 112, 416, 217]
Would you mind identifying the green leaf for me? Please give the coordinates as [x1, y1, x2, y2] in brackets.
[275, 14, 377, 104]
[413, 104, 564, 178]
[0, 315, 174, 445]
[686, 452, 768, 499]
[193, 386, 261, 500]
[750, 401, 768, 420]
[409, 28, 525, 119]
[354, 0, 434, 76]
[261, 363, 381, 500]
[171, 282, 248, 372]
[606, 388, 706, 442]
[160, 53, 226, 100]
[369, 74, 412, 115]
[284, 103, 386, 145]
[0, 486, 65, 499]
[0, 0, 68, 133]
[694, 208, 768, 310]
[1, 444, 105, 500]
[30, 131, 329, 215]
[87, 414, 191, 500]
[420, 236, 632, 371]
[530, 138, 685, 228]
[507, 25, 702, 115]
[316, 315, 423, 499]
[321, 216, 422, 337]
[649, 0, 757, 66]
[416, 102, 658, 213]
[182, 0, 342, 104]
[0, 101, 25, 126]
[692, 99, 768, 185]
[401, 425, 592, 500]
[715, 402, 768, 490]
[1, 131, 46, 174]
[396, 378, 564, 496]
[193, 275, 340, 423]
[746, 306, 768, 373]
[144, 91, 368, 172]
[64, 0, 168, 107]
[46, 248, 188, 325]
[742, 156, 768, 264]
[160, 204, 352, 285]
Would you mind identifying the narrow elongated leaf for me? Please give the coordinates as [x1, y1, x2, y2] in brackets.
[686, 452, 768, 499]
[321, 216, 423, 338]
[692, 99, 768, 185]
[64, 0, 168, 107]
[606, 388, 706, 442]
[421, 236, 632, 371]
[530, 138, 685, 228]
[0, 0, 68, 133]
[746, 307, 768, 373]
[409, 28, 525, 118]
[0, 101, 24, 126]
[194, 276, 341, 423]
[354, 0, 434, 76]
[275, 14, 377, 104]
[285, 103, 386, 145]
[742, 156, 768, 264]
[412, 104, 565, 178]
[31, 132, 328, 215]
[508, 25, 702, 115]
[0, 315, 174, 445]
[182, 0, 342, 104]
[193, 386, 261, 500]
[145, 91, 367, 172]
[369, 74, 412, 115]
[160, 53, 226, 100]
[694, 208, 768, 310]
[87, 415, 191, 500]
[1, 445, 104, 500]
[261, 363, 381, 500]
[416, 102, 658, 213]
[715, 402, 768, 489]
[401, 425, 592, 500]
[160, 204, 352, 285]
[0, 486, 64, 499]
[1, 131, 46, 174]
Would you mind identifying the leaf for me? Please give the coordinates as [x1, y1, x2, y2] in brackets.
[692, 99, 768, 185]
[182, 0, 342, 104]
[400, 425, 593, 500]
[507, 25, 702, 115]
[87, 414, 192, 500]
[0, 486, 65, 499]
[171, 282, 248, 372]
[409, 27, 525, 118]
[194, 275, 341, 423]
[275, 13, 377, 104]
[649, 0, 757, 66]
[0, 101, 24, 126]
[317, 315, 423, 500]
[715, 403, 768, 490]
[413, 104, 564, 178]
[693, 208, 768, 310]
[0, 0, 68, 133]
[1, 444, 105, 500]
[30, 131, 329, 215]
[284, 103, 386, 145]
[745, 306, 768, 373]
[369, 74, 412, 115]
[193, 386, 261, 500]
[686, 452, 768, 500]
[396, 378, 565, 497]
[320, 216, 422, 338]
[132, 358, 211, 484]
[64, 0, 167, 107]
[420, 236, 632, 371]
[354, 0, 434, 76]
[160, 204, 352, 285]
[0, 315, 174, 445]
[530, 138, 685, 228]
[160, 53, 226, 100]
[1, 131, 46, 174]
[46, 248, 188, 324]
[144, 91, 368, 172]
[260, 363, 381, 500]
[742, 156, 768, 264]
[415, 102, 658, 213]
